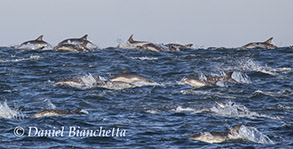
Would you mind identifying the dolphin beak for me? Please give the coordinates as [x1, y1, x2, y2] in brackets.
[80, 109, 89, 114]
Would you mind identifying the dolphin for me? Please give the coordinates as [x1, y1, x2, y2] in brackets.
[165, 43, 193, 51]
[127, 34, 151, 47]
[57, 34, 98, 49]
[58, 34, 97, 46]
[126, 34, 182, 52]
[30, 108, 89, 118]
[54, 75, 137, 90]
[110, 69, 158, 86]
[188, 124, 243, 143]
[53, 43, 91, 52]
[180, 72, 236, 88]
[205, 72, 236, 84]
[16, 35, 52, 50]
[53, 78, 88, 87]
[242, 37, 277, 49]
[53, 75, 102, 88]
[137, 43, 168, 52]
[180, 78, 213, 88]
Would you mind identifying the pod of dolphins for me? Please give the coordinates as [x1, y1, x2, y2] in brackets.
[10, 34, 286, 52]
[3, 34, 282, 144]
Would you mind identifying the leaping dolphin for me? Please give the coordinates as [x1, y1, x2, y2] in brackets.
[58, 34, 98, 47]
[242, 37, 277, 49]
[188, 124, 243, 143]
[53, 43, 91, 52]
[15, 35, 52, 50]
[30, 109, 89, 118]
[180, 72, 236, 88]
[127, 34, 169, 51]
[56, 34, 98, 50]
[110, 69, 158, 86]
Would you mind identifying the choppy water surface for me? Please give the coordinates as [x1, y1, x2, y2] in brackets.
[0, 47, 292, 148]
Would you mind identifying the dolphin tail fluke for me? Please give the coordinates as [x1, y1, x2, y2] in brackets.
[128, 34, 134, 42]
[81, 34, 88, 40]
[36, 35, 44, 41]
[264, 37, 273, 44]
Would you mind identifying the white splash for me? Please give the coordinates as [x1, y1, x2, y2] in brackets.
[231, 71, 251, 84]
[146, 110, 159, 114]
[126, 56, 158, 60]
[131, 81, 159, 87]
[254, 89, 292, 98]
[80, 73, 97, 89]
[0, 101, 24, 119]
[180, 90, 236, 99]
[210, 101, 281, 120]
[174, 101, 281, 120]
[237, 58, 292, 75]
[239, 125, 275, 144]
[117, 41, 138, 49]
[43, 99, 56, 109]
[0, 55, 41, 63]
[277, 104, 293, 110]
[199, 72, 207, 81]
[210, 101, 253, 117]
[175, 106, 195, 112]
[175, 106, 209, 113]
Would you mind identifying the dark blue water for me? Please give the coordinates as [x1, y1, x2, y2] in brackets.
[0, 47, 292, 148]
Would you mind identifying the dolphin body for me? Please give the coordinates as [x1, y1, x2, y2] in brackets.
[165, 43, 193, 51]
[58, 34, 98, 48]
[54, 34, 98, 52]
[181, 72, 236, 88]
[15, 35, 52, 50]
[110, 69, 158, 86]
[30, 109, 88, 118]
[53, 43, 91, 52]
[242, 37, 277, 49]
[188, 124, 243, 143]
[126, 34, 169, 51]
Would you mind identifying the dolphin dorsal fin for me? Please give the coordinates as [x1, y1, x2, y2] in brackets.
[230, 123, 243, 133]
[225, 72, 233, 79]
[128, 34, 134, 42]
[122, 69, 129, 74]
[264, 37, 273, 44]
[36, 35, 43, 41]
[81, 34, 88, 40]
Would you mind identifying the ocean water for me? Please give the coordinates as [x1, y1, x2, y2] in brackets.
[0, 46, 292, 148]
